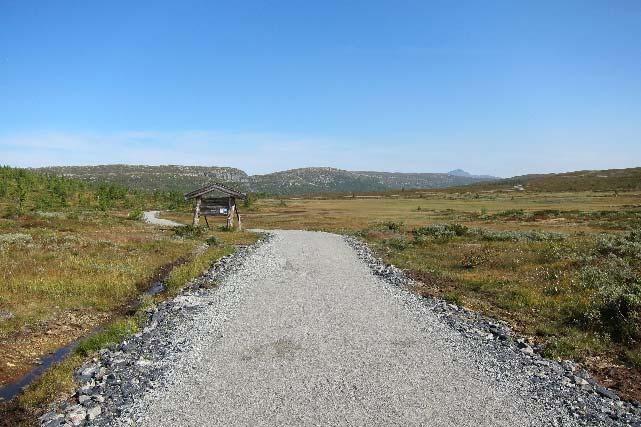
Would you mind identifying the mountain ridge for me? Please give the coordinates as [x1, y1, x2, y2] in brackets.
[33, 165, 498, 195]
[443, 166, 641, 192]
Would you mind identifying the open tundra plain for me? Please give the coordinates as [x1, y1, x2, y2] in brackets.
[1, 173, 641, 425]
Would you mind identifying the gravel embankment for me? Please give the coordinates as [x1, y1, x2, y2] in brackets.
[42, 230, 641, 426]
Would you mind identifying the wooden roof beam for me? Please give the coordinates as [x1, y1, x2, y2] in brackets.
[184, 182, 247, 200]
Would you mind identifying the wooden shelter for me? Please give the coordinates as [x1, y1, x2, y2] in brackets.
[184, 183, 247, 229]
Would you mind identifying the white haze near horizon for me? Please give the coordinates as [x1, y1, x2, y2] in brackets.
[1, 130, 639, 178]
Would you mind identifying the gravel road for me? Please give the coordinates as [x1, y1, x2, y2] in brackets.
[142, 211, 182, 227]
[112, 230, 598, 426]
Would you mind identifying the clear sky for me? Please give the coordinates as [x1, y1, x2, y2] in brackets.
[1, 1, 640, 177]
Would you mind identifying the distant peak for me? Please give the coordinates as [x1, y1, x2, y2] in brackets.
[447, 169, 471, 177]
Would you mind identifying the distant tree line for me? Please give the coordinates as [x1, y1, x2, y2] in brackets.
[0, 166, 190, 217]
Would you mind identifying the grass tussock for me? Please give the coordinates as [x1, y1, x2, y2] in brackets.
[75, 318, 140, 357]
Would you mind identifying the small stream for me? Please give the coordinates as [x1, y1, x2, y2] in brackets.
[145, 280, 165, 296]
[0, 281, 167, 402]
[0, 341, 79, 402]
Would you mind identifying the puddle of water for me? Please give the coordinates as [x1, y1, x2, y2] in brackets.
[145, 281, 166, 296]
[0, 280, 167, 402]
[0, 341, 78, 402]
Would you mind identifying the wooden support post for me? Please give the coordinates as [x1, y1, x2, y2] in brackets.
[227, 205, 235, 229]
[226, 197, 234, 229]
[236, 206, 242, 231]
[193, 196, 201, 226]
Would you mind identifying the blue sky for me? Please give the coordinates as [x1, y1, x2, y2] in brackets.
[1, 1, 640, 176]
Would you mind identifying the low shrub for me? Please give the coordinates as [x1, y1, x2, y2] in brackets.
[243, 194, 254, 209]
[443, 291, 463, 305]
[66, 210, 80, 220]
[580, 255, 641, 343]
[596, 230, 641, 259]
[492, 209, 533, 221]
[379, 221, 404, 231]
[75, 318, 139, 357]
[205, 236, 220, 246]
[446, 223, 469, 236]
[386, 237, 410, 251]
[460, 247, 493, 269]
[128, 208, 144, 221]
[574, 229, 641, 344]
[2, 204, 20, 219]
[543, 329, 611, 360]
[412, 224, 468, 240]
[0, 232, 33, 244]
[532, 209, 563, 218]
[469, 228, 567, 242]
[537, 241, 581, 263]
[412, 234, 428, 245]
[173, 225, 205, 239]
[624, 348, 641, 369]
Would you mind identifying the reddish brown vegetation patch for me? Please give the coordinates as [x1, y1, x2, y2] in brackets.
[590, 361, 641, 403]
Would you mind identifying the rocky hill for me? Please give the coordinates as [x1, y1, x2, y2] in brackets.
[446, 169, 497, 179]
[446, 167, 641, 192]
[249, 168, 389, 195]
[36, 165, 249, 192]
[33, 165, 498, 195]
[353, 171, 496, 190]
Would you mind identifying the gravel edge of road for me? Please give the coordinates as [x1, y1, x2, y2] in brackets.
[344, 235, 641, 426]
[38, 235, 271, 427]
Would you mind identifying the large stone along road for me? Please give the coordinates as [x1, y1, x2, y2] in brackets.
[121, 230, 586, 426]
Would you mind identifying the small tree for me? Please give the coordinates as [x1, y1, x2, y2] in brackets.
[14, 175, 29, 214]
[243, 194, 254, 209]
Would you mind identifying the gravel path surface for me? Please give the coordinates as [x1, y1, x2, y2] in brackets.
[143, 211, 182, 227]
[115, 230, 585, 426]
[44, 230, 641, 426]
